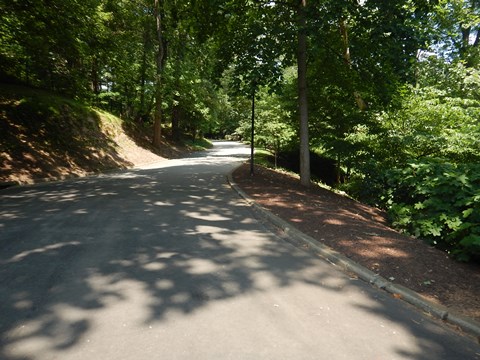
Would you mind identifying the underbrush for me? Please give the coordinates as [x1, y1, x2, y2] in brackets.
[345, 160, 480, 262]
[385, 160, 480, 262]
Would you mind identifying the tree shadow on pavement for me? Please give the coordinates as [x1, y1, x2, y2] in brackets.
[1, 162, 479, 359]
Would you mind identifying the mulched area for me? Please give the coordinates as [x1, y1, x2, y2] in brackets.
[232, 163, 480, 323]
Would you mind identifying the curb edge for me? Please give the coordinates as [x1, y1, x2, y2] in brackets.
[227, 171, 480, 340]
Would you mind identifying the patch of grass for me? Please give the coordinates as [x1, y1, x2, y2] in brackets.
[253, 148, 298, 177]
[254, 146, 352, 198]
[253, 148, 271, 167]
[183, 137, 213, 151]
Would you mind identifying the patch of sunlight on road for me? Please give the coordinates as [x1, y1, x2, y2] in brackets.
[156, 279, 174, 290]
[186, 258, 220, 275]
[5, 303, 90, 359]
[143, 262, 167, 271]
[72, 209, 88, 214]
[152, 201, 174, 207]
[155, 251, 179, 259]
[192, 225, 274, 253]
[135, 141, 250, 171]
[180, 210, 231, 221]
[0, 212, 20, 220]
[5, 241, 82, 264]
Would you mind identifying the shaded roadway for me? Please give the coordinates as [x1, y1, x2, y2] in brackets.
[1, 141, 479, 359]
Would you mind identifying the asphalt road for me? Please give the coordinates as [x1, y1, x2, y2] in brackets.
[1, 141, 480, 359]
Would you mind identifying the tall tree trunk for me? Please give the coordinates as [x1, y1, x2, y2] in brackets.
[171, 99, 181, 140]
[91, 56, 100, 106]
[139, 22, 149, 121]
[170, 8, 182, 140]
[298, 0, 310, 186]
[171, 36, 184, 141]
[153, 0, 165, 148]
[460, 1, 480, 68]
[339, 18, 368, 111]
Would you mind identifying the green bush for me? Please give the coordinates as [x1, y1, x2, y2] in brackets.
[339, 60, 480, 262]
[384, 159, 480, 262]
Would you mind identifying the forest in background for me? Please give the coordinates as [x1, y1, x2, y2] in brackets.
[1, 0, 480, 262]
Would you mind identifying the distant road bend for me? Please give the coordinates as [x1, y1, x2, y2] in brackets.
[1, 141, 479, 359]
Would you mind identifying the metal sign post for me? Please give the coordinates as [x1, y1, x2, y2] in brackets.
[250, 87, 255, 176]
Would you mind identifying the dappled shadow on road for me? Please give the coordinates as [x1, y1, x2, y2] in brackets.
[1, 158, 479, 359]
[233, 163, 480, 325]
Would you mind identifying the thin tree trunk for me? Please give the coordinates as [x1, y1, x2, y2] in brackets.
[139, 22, 149, 121]
[171, 37, 184, 141]
[91, 56, 99, 106]
[298, 0, 310, 186]
[153, 0, 165, 148]
[250, 87, 255, 176]
[171, 9, 182, 140]
[172, 101, 181, 140]
[339, 18, 367, 111]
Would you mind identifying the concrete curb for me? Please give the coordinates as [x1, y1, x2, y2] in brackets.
[227, 172, 480, 339]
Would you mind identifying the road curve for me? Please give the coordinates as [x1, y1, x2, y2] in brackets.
[1, 141, 479, 359]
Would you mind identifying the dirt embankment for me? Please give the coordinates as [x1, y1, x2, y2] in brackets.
[0, 85, 186, 185]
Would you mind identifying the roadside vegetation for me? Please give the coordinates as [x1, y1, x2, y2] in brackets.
[244, 60, 480, 262]
[0, 84, 208, 184]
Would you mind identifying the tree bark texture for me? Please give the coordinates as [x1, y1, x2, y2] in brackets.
[339, 18, 367, 111]
[171, 33, 185, 141]
[139, 21, 150, 121]
[297, 0, 310, 187]
[153, 0, 165, 148]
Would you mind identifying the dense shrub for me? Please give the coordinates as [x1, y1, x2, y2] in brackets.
[384, 160, 480, 262]
[339, 62, 480, 262]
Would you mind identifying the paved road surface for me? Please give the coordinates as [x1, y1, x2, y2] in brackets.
[1, 141, 480, 359]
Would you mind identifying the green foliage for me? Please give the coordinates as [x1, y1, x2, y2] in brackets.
[3, 0, 480, 263]
[216, 84, 251, 139]
[342, 60, 480, 184]
[233, 86, 296, 162]
[339, 59, 480, 262]
[381, 86, 480, 164]
[254, 89, 296, 159]
[0, 0, 107, 97]
[212, 1, 294, 95]
[384, 160, 480, 262]
[431, 0, 480, 67]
